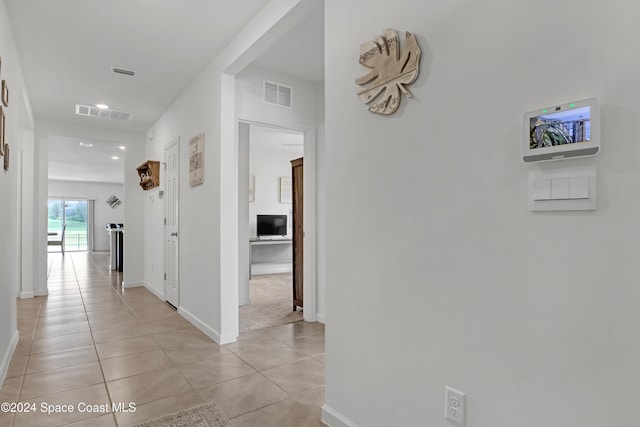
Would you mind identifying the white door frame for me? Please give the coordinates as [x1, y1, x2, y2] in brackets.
[237, 120, 318, 324]
[164, 138, 180, 307]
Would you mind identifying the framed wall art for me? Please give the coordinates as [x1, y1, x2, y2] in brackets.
[0, 106, 4, 157]
[3, 144, 8, 172]
[249, 175, 255, 202]
[280, 176, 292, 203]
[106, 195, 122, 209]
[189, 133, 204, 186]
[2, 80, 8, 107]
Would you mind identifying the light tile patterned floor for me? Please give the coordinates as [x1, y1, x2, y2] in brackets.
[0, 252, 326, 427]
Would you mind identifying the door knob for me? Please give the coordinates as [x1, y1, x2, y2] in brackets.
[171, 232, 178, 237]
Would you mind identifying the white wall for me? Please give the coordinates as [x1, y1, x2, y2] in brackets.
[323, 1, 640, 426]
[238, 123, 251, 305]
[48, 180, 125, 251]
[144, 68, 224, 339]
[0, 0, 35, 384]
[236, 64, 320, 130]
[249, 141, 300, 276]
[249, 144, 299, 238]
[122, 133, 145, 287]
[315, 83, 325, 322]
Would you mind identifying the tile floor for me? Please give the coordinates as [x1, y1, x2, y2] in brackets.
[0, 252, 326, 427]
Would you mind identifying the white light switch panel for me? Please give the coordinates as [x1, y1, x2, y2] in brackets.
[528, 166, 597, 211]
[550, 178, 570, 200]
[533, 179, 551, 200]
[569, 176, 589, 199]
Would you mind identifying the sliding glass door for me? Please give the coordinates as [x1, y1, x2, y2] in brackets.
[48, 199, 91, 252]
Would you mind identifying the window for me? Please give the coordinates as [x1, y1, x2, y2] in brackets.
[48, 199, 93, 252]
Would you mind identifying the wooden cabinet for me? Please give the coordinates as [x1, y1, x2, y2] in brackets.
[291, 157, 303, 311]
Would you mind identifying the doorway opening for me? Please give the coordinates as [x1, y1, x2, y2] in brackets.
[239, 123, 304, 333]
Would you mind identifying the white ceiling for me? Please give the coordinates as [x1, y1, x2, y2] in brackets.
[48, 136, 125, 184]
[250, 125, 304, 156]
[5, 1, 323, 184]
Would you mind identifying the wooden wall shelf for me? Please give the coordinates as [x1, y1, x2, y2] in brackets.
[136, 160, 160, 190]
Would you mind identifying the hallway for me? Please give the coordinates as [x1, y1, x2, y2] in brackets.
[0, 252, 325, 427]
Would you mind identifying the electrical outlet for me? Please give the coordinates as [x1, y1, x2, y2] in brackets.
[445, 386, 466, 425]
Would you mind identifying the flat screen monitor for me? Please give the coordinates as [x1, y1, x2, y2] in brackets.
[257, 214, 287, 237]
[523, 98, 600, 162]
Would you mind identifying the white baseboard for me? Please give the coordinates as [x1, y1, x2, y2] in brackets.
[20, 292, 34, 299]
[178, 307, 237, 345]
[122, 281, 144, 289]
[34, 289, 48, 297]
[0, 331, 19, 387]
[322, 405, 359, 427]
[316, 313, 326, 324]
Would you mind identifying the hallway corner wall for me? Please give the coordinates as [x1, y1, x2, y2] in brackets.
[0, 0, 35, 384]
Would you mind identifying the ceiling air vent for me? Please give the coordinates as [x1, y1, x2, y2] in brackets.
[75, 104, 134, 121]
[264, 80, 292, 108]
[110, 66, 136, 77]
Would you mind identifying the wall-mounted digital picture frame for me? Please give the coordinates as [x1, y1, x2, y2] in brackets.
[523, 97, 600, 163]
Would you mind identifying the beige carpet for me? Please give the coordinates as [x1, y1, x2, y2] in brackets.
[133, 402, 231, 427]
[239, 272, 303, 332]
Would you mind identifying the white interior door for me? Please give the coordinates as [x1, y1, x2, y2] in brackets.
[165, 141, 179, 307]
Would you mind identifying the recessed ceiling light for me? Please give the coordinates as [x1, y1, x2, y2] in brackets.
[118, 146, 126, 150]
[79, 142, 93, 148]
[111, 156, 120, 160]
[95, 104, 109, 110]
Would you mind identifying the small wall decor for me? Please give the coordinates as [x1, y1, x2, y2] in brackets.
[355, 28, 421, 115]
[106, 195, 122, 209]
[3, 143, 8, 172]
[280, 176, 292, 203]
[189, 133, 204, 186]
[136, 160, 160, 190]
[0, 106, 4, 157]
[1, 80, 7, 107]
